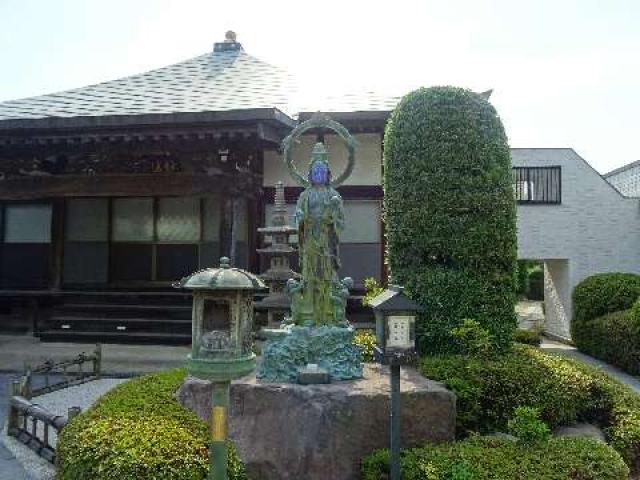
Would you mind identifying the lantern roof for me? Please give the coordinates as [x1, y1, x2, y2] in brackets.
[369, 286, 423, 312]
[176, 257, 266, 291]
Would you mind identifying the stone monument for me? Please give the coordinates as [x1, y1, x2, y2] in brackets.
[256, 113, 362, 383]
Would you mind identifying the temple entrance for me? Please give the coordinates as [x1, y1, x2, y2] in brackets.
[62, 195, 233, 286]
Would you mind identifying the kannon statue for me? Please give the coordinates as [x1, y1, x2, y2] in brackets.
[282, 113, 357, 327]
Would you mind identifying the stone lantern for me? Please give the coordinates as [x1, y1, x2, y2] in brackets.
[176, 256, 266, 480]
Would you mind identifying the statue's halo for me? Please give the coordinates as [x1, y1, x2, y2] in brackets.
[282, 112, 357, 188]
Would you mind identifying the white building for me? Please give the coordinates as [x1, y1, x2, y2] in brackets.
[605, 160, 640, 197]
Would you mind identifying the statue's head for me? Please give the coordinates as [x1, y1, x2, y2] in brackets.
[308, 142, 331, 185]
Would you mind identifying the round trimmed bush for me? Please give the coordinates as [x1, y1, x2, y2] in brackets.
[572, 272, 640, 350]
[57, 369, 246, 480]
[383, 86, 517, 354]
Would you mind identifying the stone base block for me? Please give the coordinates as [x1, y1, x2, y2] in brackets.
[176, 363, 456, 480]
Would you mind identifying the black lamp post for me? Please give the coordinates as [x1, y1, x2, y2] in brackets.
[369, 286, 422, 480]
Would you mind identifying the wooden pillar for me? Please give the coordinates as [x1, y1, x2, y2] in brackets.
[50, 198, 65, 289]
[229, 199, 238, 265]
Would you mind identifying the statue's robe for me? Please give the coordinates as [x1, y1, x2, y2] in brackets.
[294, 185, 345, 325]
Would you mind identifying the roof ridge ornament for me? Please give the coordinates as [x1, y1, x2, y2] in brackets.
[214, 31, 243, 53]
[282, 112, 357, 188]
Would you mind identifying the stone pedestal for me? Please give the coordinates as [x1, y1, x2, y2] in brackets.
[176, 363, 456, 480]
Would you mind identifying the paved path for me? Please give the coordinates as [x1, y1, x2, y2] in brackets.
[0, 334, 188, 479]
[541, 338, 640, 393]
[0, 374, 33, 480]
[0, 334, 189, 375]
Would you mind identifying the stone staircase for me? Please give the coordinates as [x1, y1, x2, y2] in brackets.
[39, 291, 193, 345]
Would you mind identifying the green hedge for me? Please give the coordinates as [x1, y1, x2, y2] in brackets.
[361, 435, 628, 480]
[572, 272, 640, 374]
[383, 86, 517, 354]
[419, 345, 640, 470]
[57, 369, 247, 480]
[572, 272, 640, 338]
[420, 345, 596, 435]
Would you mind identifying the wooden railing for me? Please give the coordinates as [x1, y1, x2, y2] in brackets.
[6, 384, 80, 463]
[20, 344, 101, 399]
[4, 346, 100, 463]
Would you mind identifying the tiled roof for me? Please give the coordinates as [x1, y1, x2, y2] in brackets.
[296, 91, 400, 114]
[0, 43, 296, 122]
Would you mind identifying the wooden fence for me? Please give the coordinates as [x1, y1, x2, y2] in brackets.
[5, 345, 101, 464]
[20, 344, 101, 399]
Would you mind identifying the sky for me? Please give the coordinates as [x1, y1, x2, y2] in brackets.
[0, 0, 638, 173]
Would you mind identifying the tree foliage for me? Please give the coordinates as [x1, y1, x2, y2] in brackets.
[383, 86, 517, 353]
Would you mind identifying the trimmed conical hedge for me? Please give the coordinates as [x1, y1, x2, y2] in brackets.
[384, 86, 517, 354]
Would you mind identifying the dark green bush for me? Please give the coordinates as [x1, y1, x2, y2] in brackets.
[575, 309, 640, 376]
[419, 344, 640, 471]
[513, 328, 541, 345]
[419, 345, 596, 435]
[57, 369, 246, 480]
[572, 272, 640, 373]
[572, 272, 640, 337]
[507, 406, 550, 444]
[383, 86, 517, 354]
[528, 269, 544, 300]
[361, 435, 628, 480]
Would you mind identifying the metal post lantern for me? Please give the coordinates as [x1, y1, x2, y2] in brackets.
[369, 285, 422, 480]
[370, 285, 421, 364]
[176, 256, 266, 480]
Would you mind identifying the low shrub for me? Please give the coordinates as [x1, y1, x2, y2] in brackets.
[575, 308, 640, 376]
[513, 328, 541, 345]
[572, 272, 640, 342]
[419, 345, 596, 435]
[419, 344, 640, 472]
[361, 435, 629, 480]
[353, 329, 376, 362]
[507, 406, 550, 444]
[57, 369, 246, 480]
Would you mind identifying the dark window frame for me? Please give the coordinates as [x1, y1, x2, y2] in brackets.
[512, 166, 562, 205]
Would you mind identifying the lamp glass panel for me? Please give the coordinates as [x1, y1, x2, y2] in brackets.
[386, 315, 415, 349]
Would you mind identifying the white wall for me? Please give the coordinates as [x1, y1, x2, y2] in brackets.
[513, 148, 640, 339]
[263, 133, 382, 187]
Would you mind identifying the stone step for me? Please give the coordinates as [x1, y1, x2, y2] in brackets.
[39, 330, 192, 345]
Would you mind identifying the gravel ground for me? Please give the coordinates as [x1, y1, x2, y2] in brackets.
[1, 377, 127, 480]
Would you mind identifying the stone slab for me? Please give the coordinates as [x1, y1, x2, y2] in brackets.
[176, 363, 456, 480]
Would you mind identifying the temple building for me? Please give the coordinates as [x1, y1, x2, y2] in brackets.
[2, 32, 637, 343]
[0, 33, 391, 341]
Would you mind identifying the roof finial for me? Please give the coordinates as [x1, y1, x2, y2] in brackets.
[214, 31, 243, 53]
